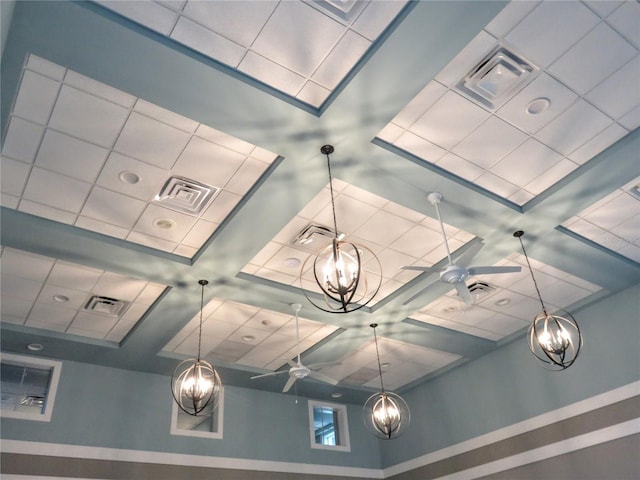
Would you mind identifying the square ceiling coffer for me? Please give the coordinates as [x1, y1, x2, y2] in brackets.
[154, 176, 220, 215]
[457, 45, 538, 110]
[84, 296, 130, 317]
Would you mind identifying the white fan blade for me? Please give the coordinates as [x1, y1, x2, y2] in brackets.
[401, 266, 441, 273]
[308, 370, 339, 386]
[454, 281, 474, 305]
[452, 241, 484, 267]
[251, 370, 288, 380]
[467, 265, 521, 276]
[306, 361, 341, 370]
[282, 375, 297, 393]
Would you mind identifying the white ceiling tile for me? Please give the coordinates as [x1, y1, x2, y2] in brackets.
[200, 319, 239, 339]
[0, 248, 54, 282]
[35, 130, 108, 183]
[23, 167, 92, 213]
[244, 309, 292, 333]
[497, 73, 579, 134]
[0, 295, 32, 320]
[394, 131, 448, 163]
[262, 244, 306, 272]
[508, 189, 535, 206]
[195, 125, 256, 156]
[411, 91, 490, 150]
[381, 200, 424, 224]
[297, 81, 331, 107]
[452, 116, 528, 169]
[568, 123, 629, 165]
[391, 81, 448, 129]
[537, 282, 591, 309]
[0, 275, 42, 301]
[504, 1, 600, 67]
[617, 242, 640, 262]
[12, 70, 60, 125]
[71, 311, 118, 335]
[49, 86, 130, 148]
[474, 172, 519, 198]
[249, 146, 278, 164]
[435, 30, 497, 87]
[1, 117, 44, 163]
[181, 0, 277, 46]
[606, 0, 640, 47]
[484, 1, 540, 38]
[491, 139, 564, 187]
[26, 54, 66, 80]
[585, 192, 637, 229]
[255, 266, 298, 286]
[210, 300, 258, 326]
[1, 193, 19, 208]
[238, 51, 306, 97]
[314, 193, 379, 235]
[93, 273, 146, 302]
[564, 216, 607, 239]
[1, 157, 30, 197]
[173, 138, 245, 189]
[63, 71, 136, 108]
[392, 225, 443, 259]
[18, 199, 78, 224]
[618, 105, 640, 131]
[226, 325, 273, 346]
[375, 248, 419, 277]
[436, 153, 485, 182]
[133, 204, 197, 242]
[523, 158, 579, 195]
[181, 220, 217, 248]
[609, 214, 639, 243]
[536, 99, 613, 155]
[81, 187, 147, 229]
[75, 216, 129, 240]
[351, 0, 406, 41]
[353, 209, 415, 246]
[96, 152, 169, 202]
[135, 283, 166, 306]
[475, 312, 528, 337]
[48, 263, 102, 291]
[252, 1, 344, 77]
[312, 30, 370, 90]
[96, 0, 178, 35]
[549, 23, 637, 95]
[171, 16, 246, 68]
[115, 112, 191, 169]
[223, 157, 269, 195]
[586, 56, 640, 120]
[125, 231, 176, 253]
[28, 303, 75, 328]
[272, 216, 309, 246]
[134, 99, 199, 133]
[200, 190, 242, 224]
[36, 284, 87, 310]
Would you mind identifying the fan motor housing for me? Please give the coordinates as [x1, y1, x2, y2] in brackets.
[440, 265, 469, 283]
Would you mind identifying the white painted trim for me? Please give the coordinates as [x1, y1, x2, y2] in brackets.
[436, 419, 640, 480]
[0, 353, 62, 422]
[383, 380, 640, 478]
[0, 439, 383, 479]
[308, 399, 352, 452]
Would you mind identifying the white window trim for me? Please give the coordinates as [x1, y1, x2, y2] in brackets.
[308, 399, 351, 452]
[169, 387, 224, 439]
[0, 352, 62, 422]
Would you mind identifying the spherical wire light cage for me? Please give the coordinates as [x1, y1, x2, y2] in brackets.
[171, 280, 222, 416]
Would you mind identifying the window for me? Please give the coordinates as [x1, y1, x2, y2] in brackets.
[308, 400, 350, 452]
[170, 388, 223, 439]
[0, 353, 62, 422]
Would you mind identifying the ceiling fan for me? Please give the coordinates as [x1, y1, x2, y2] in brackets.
[250, 303, 339, 393]
[401, 192, 521, 305]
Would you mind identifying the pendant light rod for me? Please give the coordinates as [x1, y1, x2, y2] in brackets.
[196, 279, 208, 361]
[513, 231, 547, 314]
[370, 323, 386, 392]
[321, 144, 339, 237]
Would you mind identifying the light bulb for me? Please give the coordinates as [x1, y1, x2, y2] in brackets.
[538, 317, 571, 354]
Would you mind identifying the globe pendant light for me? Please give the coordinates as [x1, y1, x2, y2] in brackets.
[171, 280, 222, 416]
[301, 145, 382, 313]
[513, 231, 583, 370]
[363, 324, 410, 439]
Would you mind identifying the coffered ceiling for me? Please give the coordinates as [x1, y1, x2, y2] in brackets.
[1, 0, 638, 404]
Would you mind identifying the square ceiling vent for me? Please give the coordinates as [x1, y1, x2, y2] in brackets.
[312, 0, 367, 21]
[83, 296, 129, 317]
[154, 176, 220, 215]
[457, 45, 538, 110]
[290, 223, 344, 252]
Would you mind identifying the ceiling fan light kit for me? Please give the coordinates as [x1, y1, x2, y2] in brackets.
[171, 280, 222, 416]
[513, 231, 583, 370]
[301, 146, 382, 314]
[362, 324, 410, 439]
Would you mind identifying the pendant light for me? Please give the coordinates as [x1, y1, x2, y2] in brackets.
[171, 280, 222, 415]
[363, 324, 410, 439]
[301, 145, 382, 313]
[513, 231, 583, 370]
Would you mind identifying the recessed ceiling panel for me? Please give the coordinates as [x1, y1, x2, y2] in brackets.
[410, 253, 603, 341]
[0, 247, 166, 342]
[378, 1, 639, 206]
[241, 179, 476, 304]
[0, 54, 278, 258]
[95, 0, 409, 108]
